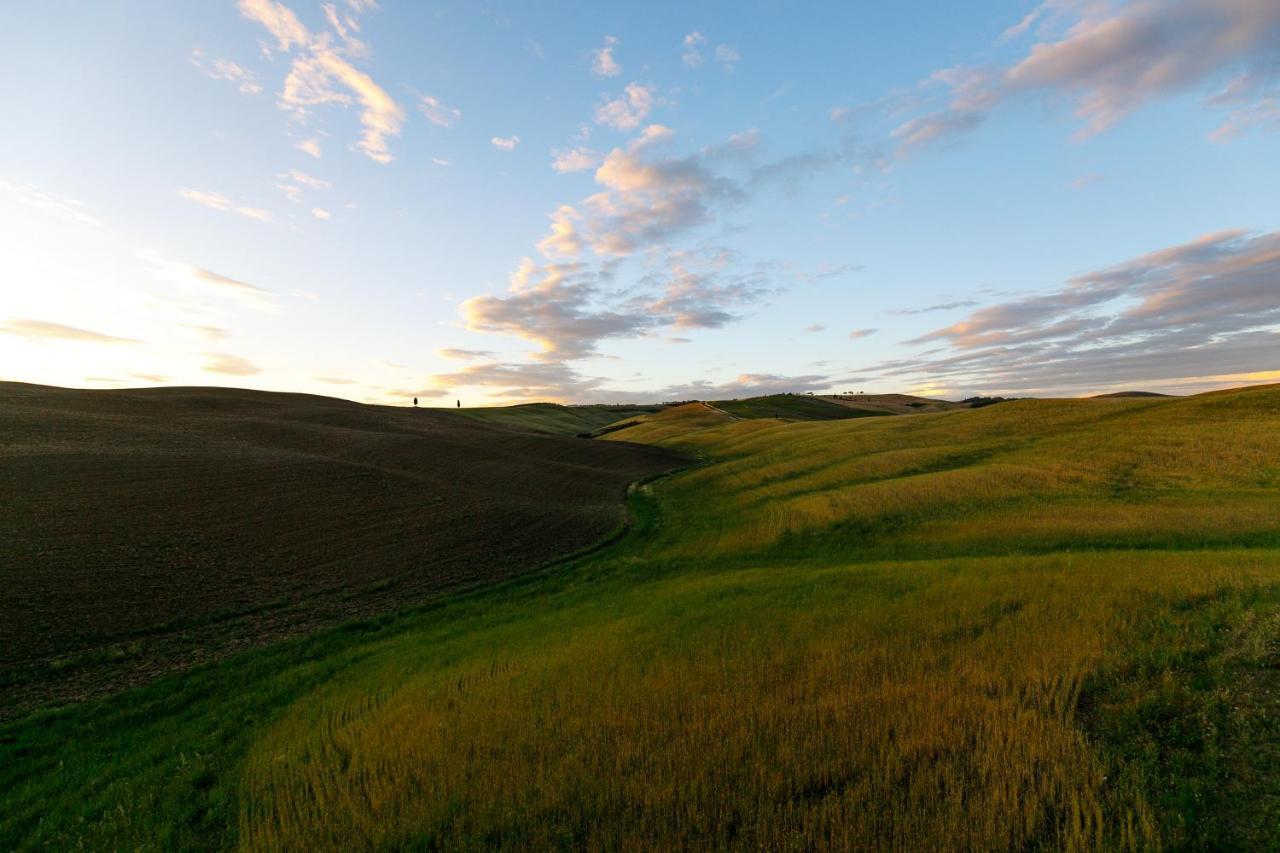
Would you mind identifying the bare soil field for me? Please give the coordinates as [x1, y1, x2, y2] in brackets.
[0, 383, 684, 719]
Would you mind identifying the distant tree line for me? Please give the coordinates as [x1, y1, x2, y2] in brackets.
[962, 396, 1019, 408]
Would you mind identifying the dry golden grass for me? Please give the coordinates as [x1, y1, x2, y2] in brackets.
[237, 550, 1278, 850]
[230, 386, 1280, 850]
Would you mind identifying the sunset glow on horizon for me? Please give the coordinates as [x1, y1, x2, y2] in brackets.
[3, 1, 1278, 404]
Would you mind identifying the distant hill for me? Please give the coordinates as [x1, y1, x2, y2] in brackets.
[453, 402, 664, 435]
[712, 394, 889, 421]
[1092, 391, 1174, 398]
[821, 393, 963, 414]
[0, 383, 684, 717]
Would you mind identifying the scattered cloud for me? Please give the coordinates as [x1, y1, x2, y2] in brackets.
[190, 48, 262, 94]
[594, 82, 656, 130]
[591, 35, 621, 78]
[550, 146, 601, 173]
[131, 373, 173, 383]
[536, 205, 583, 258]
[418, 94, 461, 127]
[204, 352, 262, 376]
[714, 44, 741, 72]
[317, 375, 357, 384]
[890, 299, 980, 315]
[895, 0, 1280, 154]
[460, 246, 770, 365]
[799, 262, 864, 284]
[1207, 70, 1280, 141]
[848, 328, 878, 339]
[531, 127, 872, 262]
[312, 207, 331, 219]
[179, 188, 274, 222]
[0, 181, 101, 227]
[183, 324, 230, 340]
[295, 137, 323, 158]
[437, 347, 496, 360]
[238, 0, 405, 163]
[804, 324, 826, 333]
[0, 318, 140, 344]
[322, 2, 368, 57]
[139, 251, 277, 312]
[878, 228, 1280, 394]
[460, 260, 644, 361]
[431, 157, 453, 167]
[283, 169, 331, 189]
[682, 31, 706, 68]
[657, 372, 832, 400]
[237, 0, 308, 52]
[491, 135, 520, 151]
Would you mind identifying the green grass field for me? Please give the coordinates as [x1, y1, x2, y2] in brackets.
[3, 385, 1279, 849]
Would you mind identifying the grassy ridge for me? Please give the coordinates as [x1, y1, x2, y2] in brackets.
[3, 386, 1280, 848]
[452, 402, 663, 435]
[712, 393, 888, 420]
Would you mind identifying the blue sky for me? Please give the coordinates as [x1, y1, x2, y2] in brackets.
[2, 0, 1278, 403]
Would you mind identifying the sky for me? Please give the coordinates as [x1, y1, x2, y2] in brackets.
[1, 0, 1278, 404]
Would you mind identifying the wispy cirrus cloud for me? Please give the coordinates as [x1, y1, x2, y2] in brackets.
[0, 181, 101, 227]
[237, 0, 405, 163]
[0, 318, 140, 344]
[283, 169, 331, 189]
[139, 250, 277, 313]
[179, 188, 274, 222]
[190, 48, 261, 94]
[889, 299, 980, 316]
[183, 324, 230, 340]
[876, 228, 1280, 395]
[437, 347, 496, 361]
[893, 0, 1280, 154]
[418, 94, 461, 127]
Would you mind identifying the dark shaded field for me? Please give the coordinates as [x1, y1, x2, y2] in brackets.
[0, 383, 684, 719]
[452, 401, 664, 435]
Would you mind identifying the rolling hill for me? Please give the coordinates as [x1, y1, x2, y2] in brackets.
[0, 383, 684, 717]
[821, 392, 964, 414]
[3, 384, 1280, 849]
[711, 393, 889, 420]
[452, 402, 665, 435]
